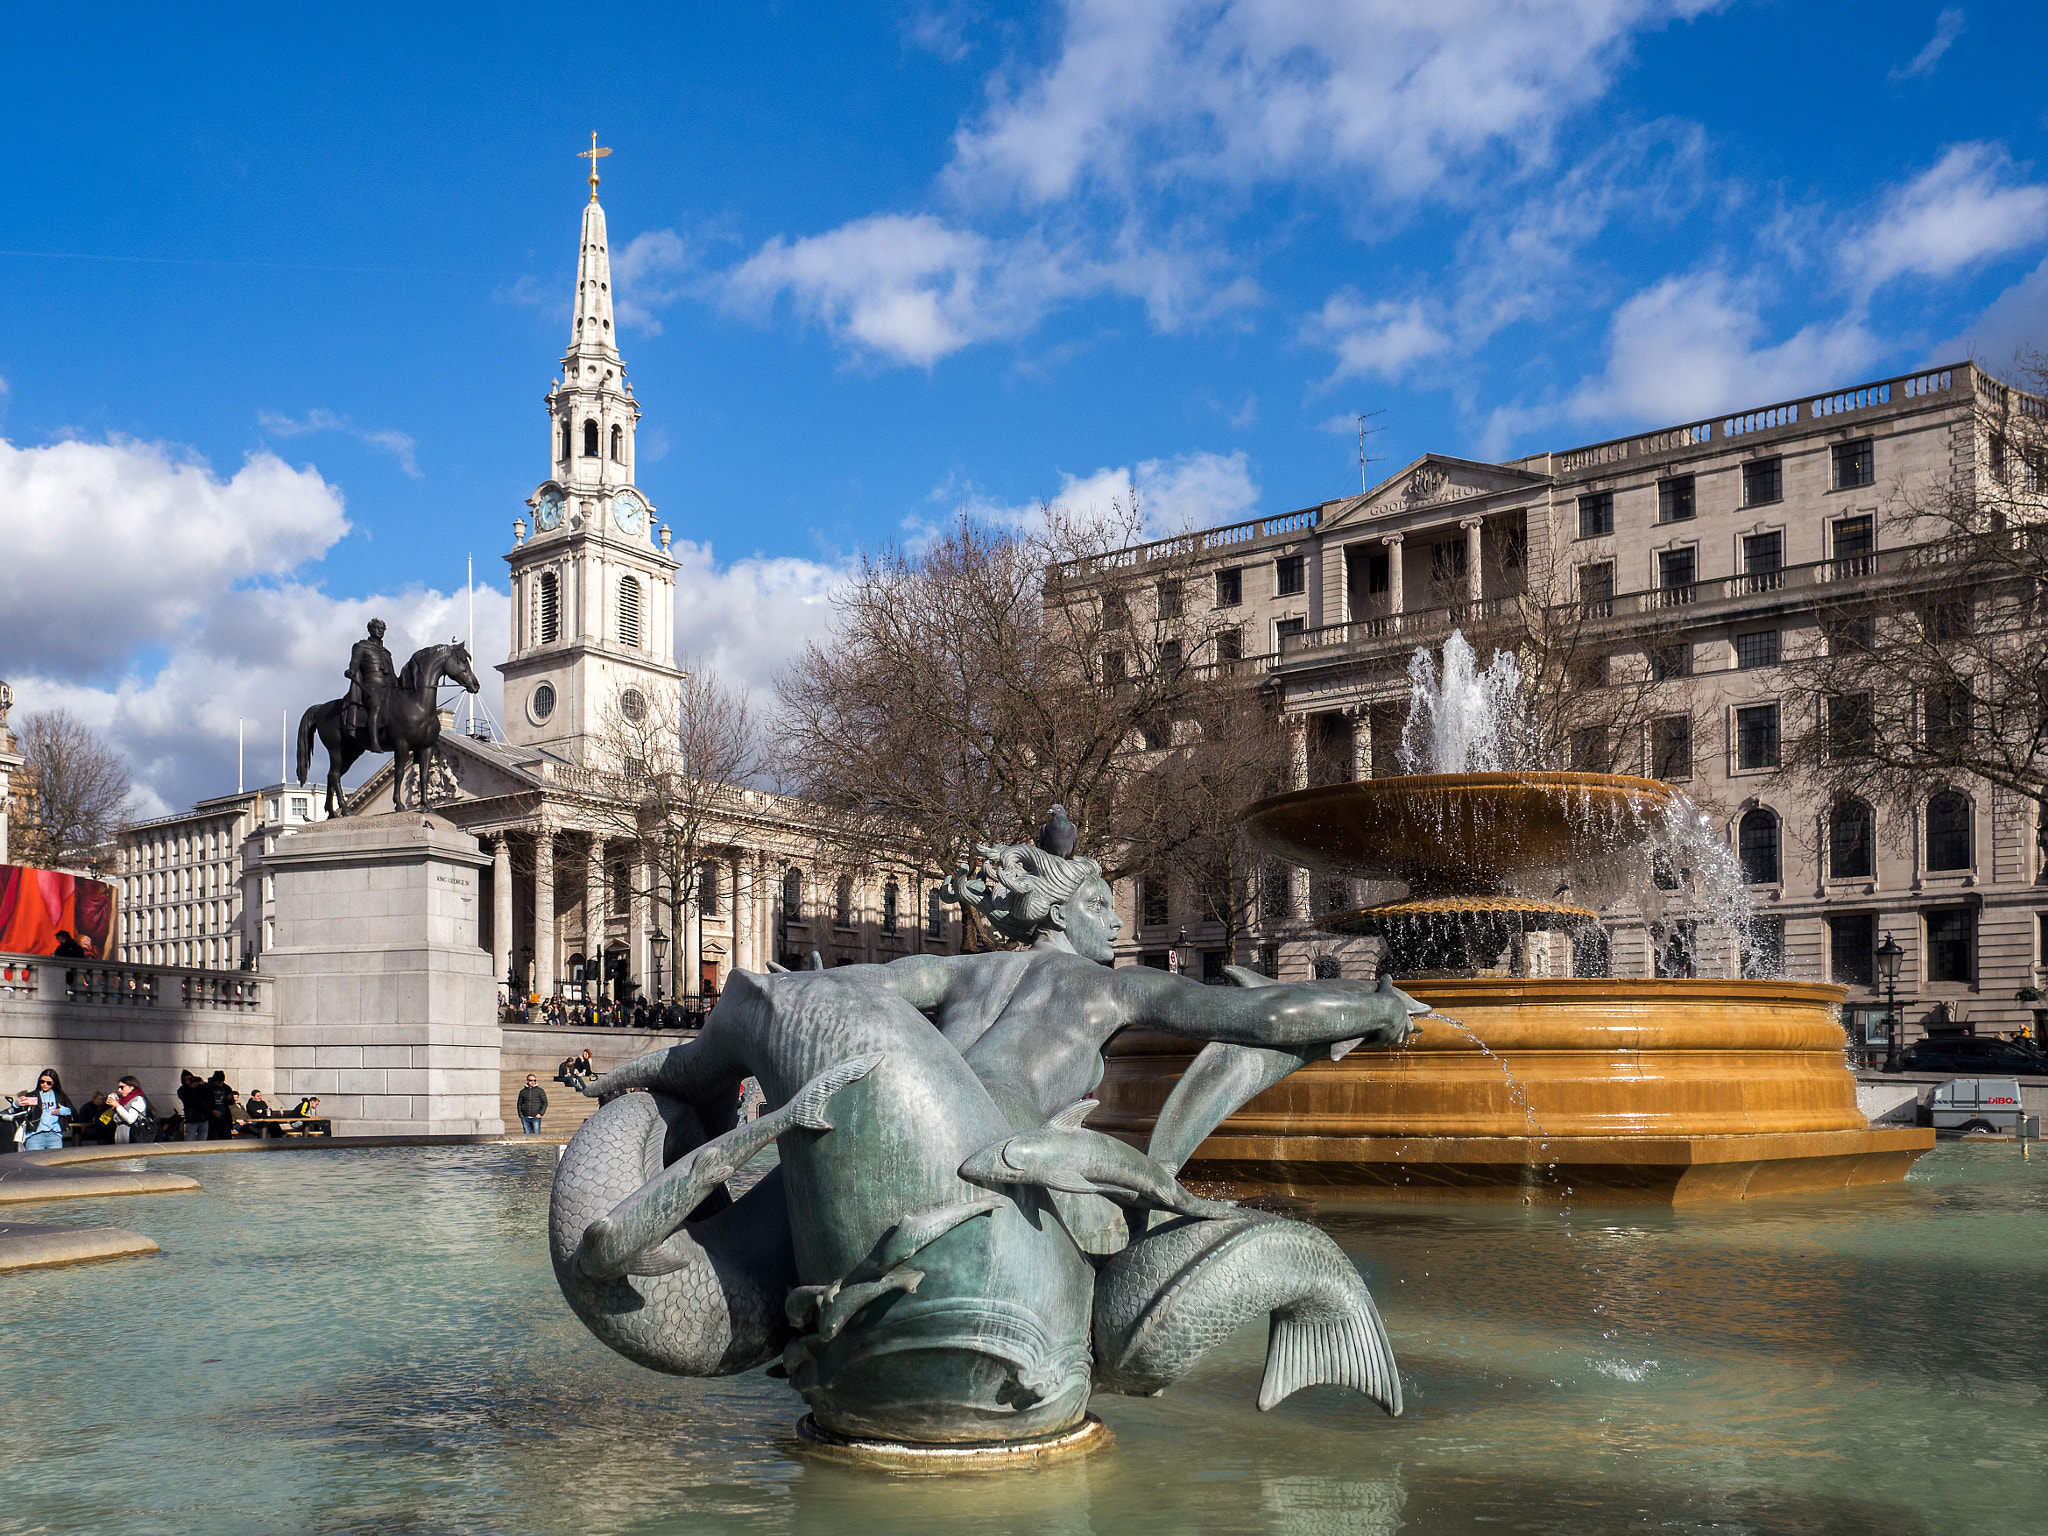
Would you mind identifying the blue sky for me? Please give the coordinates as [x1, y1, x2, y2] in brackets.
[3, 1, 2046, 814]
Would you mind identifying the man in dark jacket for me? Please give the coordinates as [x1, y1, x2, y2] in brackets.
[205, 1071, 236, 1141]
[176, 1071, 210, 1141]
[516, 1075, 548, 1135]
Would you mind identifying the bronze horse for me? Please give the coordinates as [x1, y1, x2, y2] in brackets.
[296, 642, 482, 816]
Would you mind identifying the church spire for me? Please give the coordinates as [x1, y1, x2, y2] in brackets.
[566, 140, 619, 371]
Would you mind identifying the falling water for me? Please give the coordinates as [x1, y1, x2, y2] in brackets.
[1398, 631, 1534, 774]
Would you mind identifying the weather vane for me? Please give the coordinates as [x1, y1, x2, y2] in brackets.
[579, 131, 611, 200]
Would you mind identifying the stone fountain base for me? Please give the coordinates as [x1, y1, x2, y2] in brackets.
[1094, 977, 1935, 1206]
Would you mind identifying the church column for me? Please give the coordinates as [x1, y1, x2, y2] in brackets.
[533, 831, 556, 997]
[491, 836, 512, 1003]
[734, 850, 755, 972]
[1289, 716, 1311, 792]
[1382, 534, 1405, 617]
[684, 883, 702, 1002]
[1349, 706, 1371, 783]
[1462, 516, 1484, 604]
[627, 844, 647, 1005]
[585, 836, 606, 993]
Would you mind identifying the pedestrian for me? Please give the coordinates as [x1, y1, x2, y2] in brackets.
[109, 1076, 153, 1144]
[52, 929, 88, 958]
[12, 1069, 73, 1151]
[576, 1049, 596, 1081]
[176, 1071, 210, 1140]
[205, 1070, 237, 1141]
[516, 1074, 548, 1135]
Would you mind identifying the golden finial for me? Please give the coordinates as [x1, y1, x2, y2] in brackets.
[578, 132, 611, 201]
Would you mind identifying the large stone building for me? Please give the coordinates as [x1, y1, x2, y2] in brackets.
[342, 171, 955, 1005]
[1106, 362, 2048, 1046]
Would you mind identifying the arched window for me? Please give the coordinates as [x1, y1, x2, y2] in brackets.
[559, 420, 570, 463]
[538, 572, 560, 643]
[1828, 799, 1874, 880]
[836, 875, 854, 927]
[883, 878, 900, 933]
[1738, 808, 1780, 885]
[1927, 791, 1971, 871]
[582, 419, 599, 457]
[698, 860, 721, 916]
[610, 423, 624, 462]
[618, 576, 641, 648]
[783, 867, 804, 921]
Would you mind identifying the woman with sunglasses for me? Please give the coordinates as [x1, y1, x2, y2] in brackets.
[13, 1069, 73, 1151]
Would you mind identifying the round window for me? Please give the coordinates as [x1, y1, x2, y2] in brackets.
[531, 682, 557, 722]
[620, 687, 645, 722]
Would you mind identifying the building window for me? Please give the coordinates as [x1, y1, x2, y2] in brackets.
[1651, 715, 1692, 780]
[1579, 561, 1615, 615]
[835, 875, 854, 927]
[1657, 476, 1695, 523]
[1257, 943, 1281, 979]
[619, 687, 645, 722]
[1833, 515, 1875, 574]
[1825, 615, 1873, 656]
[1926, 791, 1971, 871]
[1736, 704, 1780, 769]
[1658, 547, 1696, 598]
[531, 682, 556, 723]
[1831, 438, 1874, 489]
[1157, 582, 1182, 620]
[698, 861, 721, 916]
[1829, 799, 1874, 879]
[1734, 630, 1780, 669]
[782, 867, 804, 921]
[1922, 591, 1971, 642]
[1742, 531, 1783, 590]
[1577, 492, 1613, 538]
[610, 859, 629, 915]
[1926, 908, 1974, 983]
[1742, 457, 1782, 506]
[1102, 592, 1130, 629]
[1830, 913, 1876, 988]
[538, 572, 560, 644]
[559, 420, 571, 463]
[1260, 861, 1295, 920]
[1649, 641, 1691, 681]
[1365, 551, 1390, 594]
[619, 576, 642, 649]
[290, 797, 308, 819]
[882, 878, 900, 934]
[610, 423, 624, 462]
[1826, 693, 1875, 758]
[582, 419, 599, 457]
[1276, 555, 1306, 596]
[1312, 955, 1342, 980]
[1140, 879, 1168, 927]
[1158, 638, 1184, 670]
[1102, 650, 1127, 683]
[1925, 688, 1973, 754]
[1216, 627, 1243, 664]
[1215, 568, 1242, 607]
[1276, 617, 1305, 647]
[926, 886, 944, 937]
[1738, 808, 1780, 884]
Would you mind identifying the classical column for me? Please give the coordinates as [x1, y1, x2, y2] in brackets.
[734, 850, 755, 972]
[627, 846, 648, 1002]
[491, 835, 512, 1001]
[1382, 533, 1405, 616]
[533, 831, 556, 997]
[1462, 516, 1484, 604]
[585, 837, 606, 992]
[684, 875, 702, 1001]
[1348, 706, 1371, 783]
[1289, 716, 1310, 791]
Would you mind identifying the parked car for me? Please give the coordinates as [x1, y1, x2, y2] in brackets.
[1887, 1035, 2048, 1075]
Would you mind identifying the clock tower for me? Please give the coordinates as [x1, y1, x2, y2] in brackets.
[500, 146, 682, 764]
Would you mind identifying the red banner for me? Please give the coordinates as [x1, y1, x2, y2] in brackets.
[0, 865, 117, 958]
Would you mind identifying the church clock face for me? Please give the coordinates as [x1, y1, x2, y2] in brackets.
[534, 490, 565, 531]
[612, 491, 646, 537]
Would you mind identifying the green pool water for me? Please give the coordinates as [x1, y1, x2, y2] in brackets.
[1, 1142, 2043, 1536]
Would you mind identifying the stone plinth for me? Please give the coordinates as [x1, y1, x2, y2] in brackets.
[264, 811, 502, 1137]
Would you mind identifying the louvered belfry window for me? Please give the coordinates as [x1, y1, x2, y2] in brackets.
[619, 576, 642, 648]
[538, 571, 560, 643]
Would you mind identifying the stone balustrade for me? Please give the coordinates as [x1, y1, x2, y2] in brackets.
[0, 952, 267, 1011]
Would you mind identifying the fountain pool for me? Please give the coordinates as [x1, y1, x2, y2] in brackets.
[3, 1145, 2045, 1534]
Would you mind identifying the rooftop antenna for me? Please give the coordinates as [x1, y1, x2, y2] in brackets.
[466, 553, 476, 739]
[237, 719, 244, 794]
[1355, 410, 1387, 496]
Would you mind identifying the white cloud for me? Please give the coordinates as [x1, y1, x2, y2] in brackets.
[1938, 252, 2048, 372]
[1568, 271, 1878, 426]
[926, 448, 1261, 543]
[1850, 142, 2048, 296]
[1891, 7, 1964, 81]
[667, 539, 847, 705]
[1307, 293, 1456, 384]
[258, 408, 422, 478]
[945, 0, 1714, 206]
[612, 229, 711, 333]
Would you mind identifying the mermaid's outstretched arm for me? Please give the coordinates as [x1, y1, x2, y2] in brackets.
[1107, 964, 1423, 1051]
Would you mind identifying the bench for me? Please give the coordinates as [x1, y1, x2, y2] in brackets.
[232, 1115, 333, 1139]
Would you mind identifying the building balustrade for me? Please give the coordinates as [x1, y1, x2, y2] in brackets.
[0, 952, 268, 1011]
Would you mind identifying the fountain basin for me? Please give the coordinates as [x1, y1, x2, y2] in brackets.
[1096, 978, 1934, 1204]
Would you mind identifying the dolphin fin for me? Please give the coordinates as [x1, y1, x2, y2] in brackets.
[1258, 1302, 1404, 1416]
[785, 1283, 834, 1329]
[871, 1196, 1002, 1272]
[1328, 1036, 1365, 1062]
[1048, 1098, 1098, 1131]
[817, 1268, 923, 1342]
[1223, 964, 1281, 988]
[808, 950, 825, 971]
[765, 958, 792, 974]
[782, 1053, 883, 1132]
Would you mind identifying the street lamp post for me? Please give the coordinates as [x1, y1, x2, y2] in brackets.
[1876, 932, 1905, 1070]
[1175, 925, 1189, 979]
[650, 928, 671, 1006]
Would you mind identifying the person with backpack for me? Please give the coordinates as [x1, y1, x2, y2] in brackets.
[205, 1071, 237, 1141]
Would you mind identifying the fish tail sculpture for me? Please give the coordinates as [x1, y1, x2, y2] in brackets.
[1091, 1212, 1403, 1417]
[958, 1098, 1239, 1220]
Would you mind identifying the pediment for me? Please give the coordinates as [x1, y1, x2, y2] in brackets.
[1326, 454, 1552, 529]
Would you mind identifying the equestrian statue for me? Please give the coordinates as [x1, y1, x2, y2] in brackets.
[295, 619, 482, 816]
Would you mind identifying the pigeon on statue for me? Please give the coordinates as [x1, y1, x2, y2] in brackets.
[1038, 805, 1078, 858]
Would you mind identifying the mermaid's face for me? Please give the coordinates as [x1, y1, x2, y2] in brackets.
[1058, 876, 1123, 963]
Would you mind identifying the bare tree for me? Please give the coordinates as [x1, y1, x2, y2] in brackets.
[12, 709, 132, 870]
[582, 664, 766, 999]
[775, 499, 1246, 899]
[1776, 352, 2048, 854]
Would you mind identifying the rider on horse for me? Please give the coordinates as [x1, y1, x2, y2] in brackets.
[345, 619, 396, 752]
